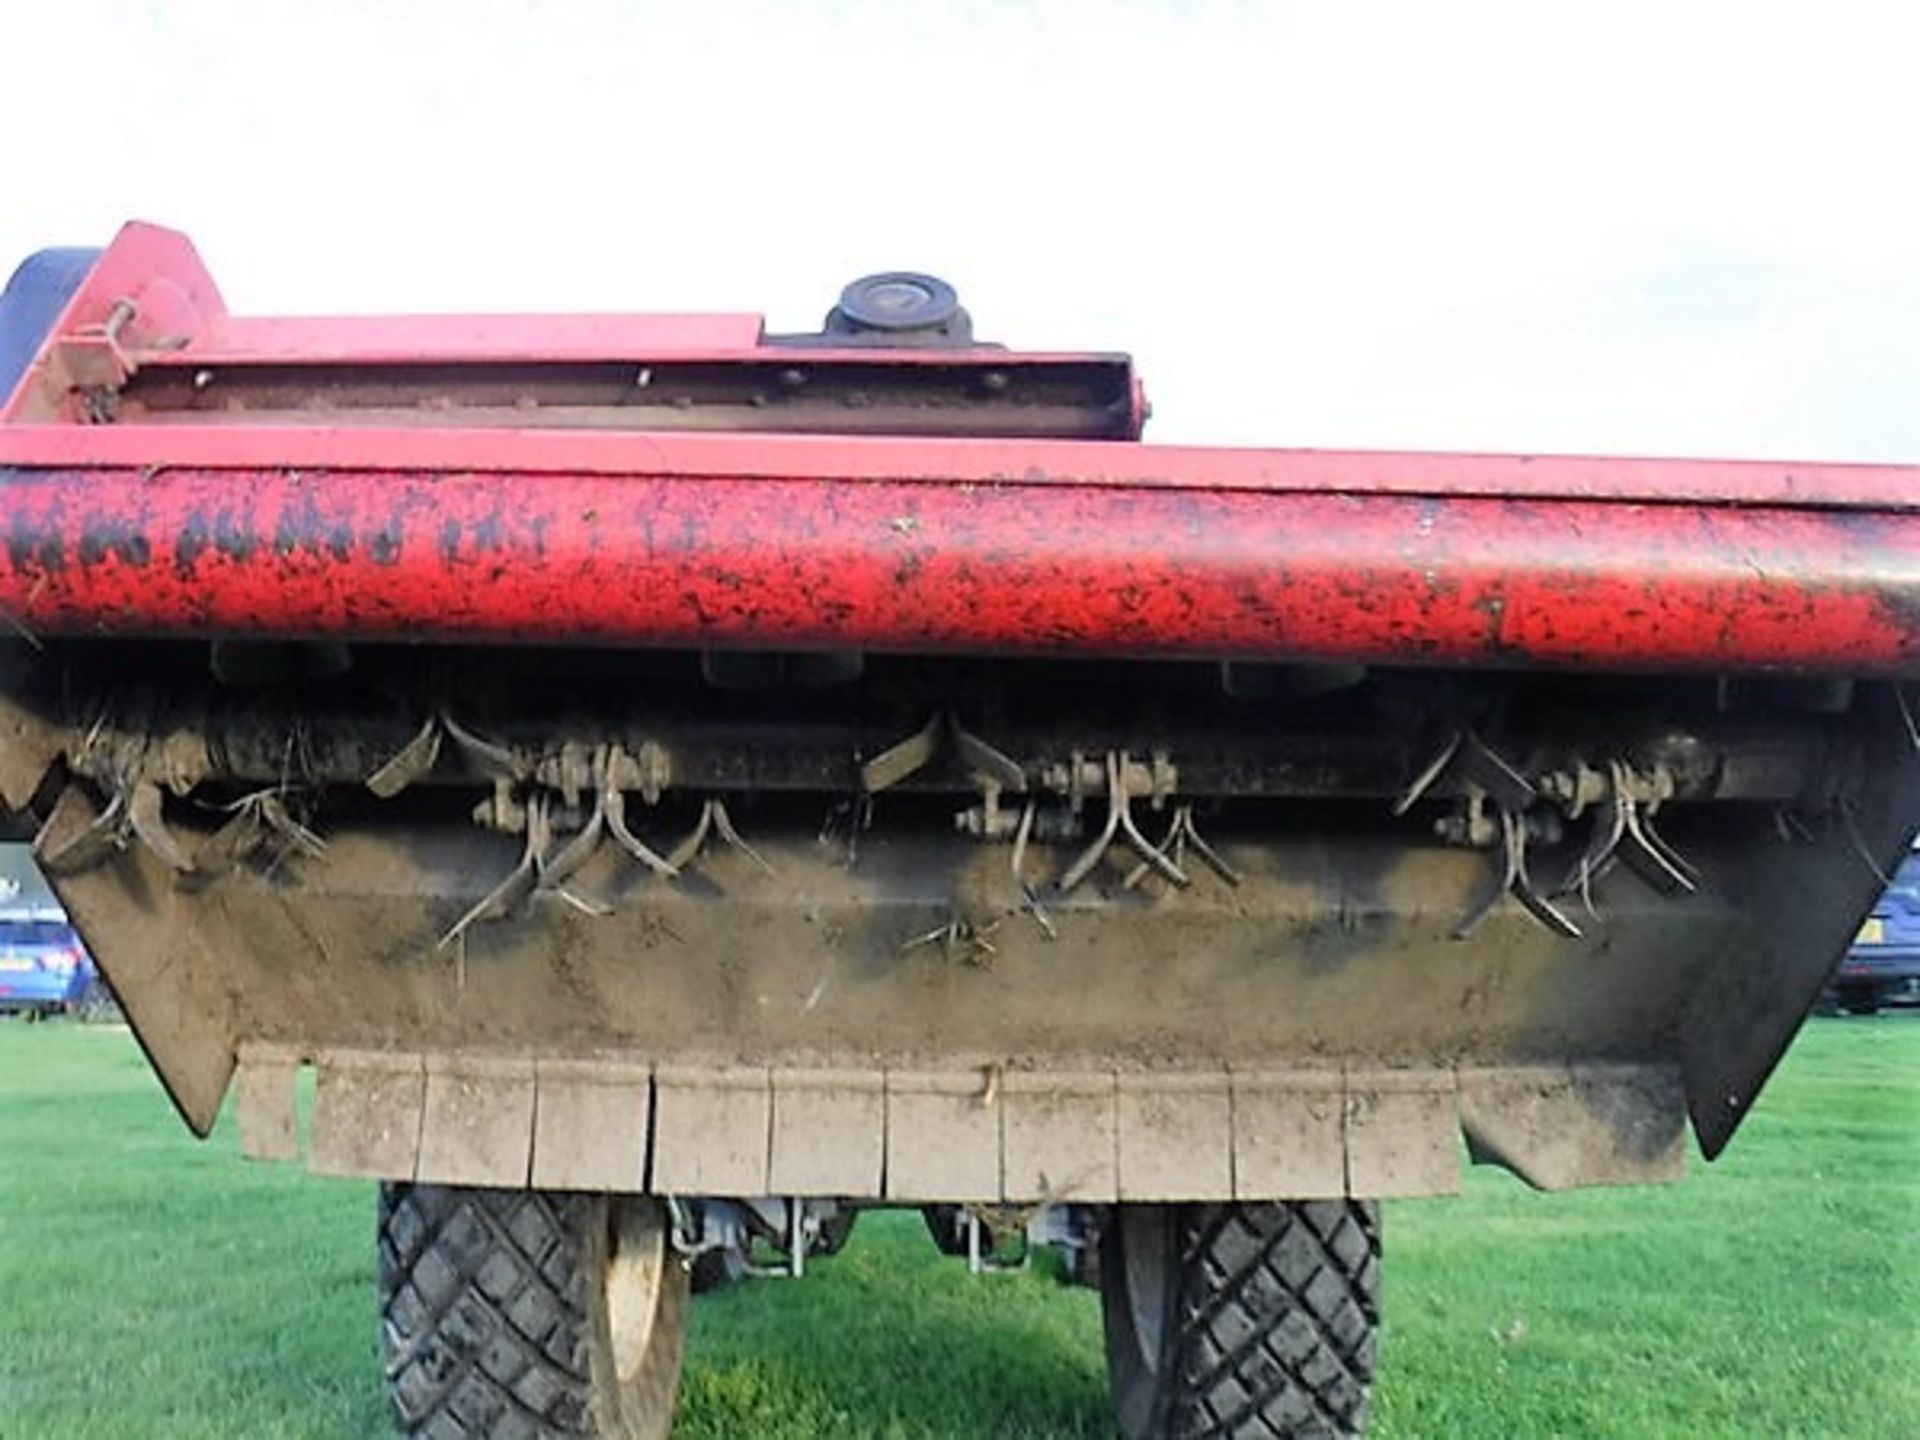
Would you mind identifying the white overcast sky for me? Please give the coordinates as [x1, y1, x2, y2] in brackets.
[2, 0, 1917, 458]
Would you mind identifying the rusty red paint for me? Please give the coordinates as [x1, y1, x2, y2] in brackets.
[2, 464, 1917, 673]
[3, 223, 1144, 432]
[0, 225, 222, 421]
[6, 221, 1920, 674]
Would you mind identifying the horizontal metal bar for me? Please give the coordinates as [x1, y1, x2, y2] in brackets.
[182, 311, 769, 361]
[110, 357, 1137, 440]
[2, 464, 1918, 673]
[57, 683, 1849, 804]
[2, 424, 1919, 508]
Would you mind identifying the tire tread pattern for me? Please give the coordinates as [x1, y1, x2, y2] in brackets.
[379, 1183, 601, 1439]
[1169, 1200, 1381, 1439]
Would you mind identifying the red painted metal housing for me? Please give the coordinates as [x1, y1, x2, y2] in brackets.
[4, 223, 1919, 675]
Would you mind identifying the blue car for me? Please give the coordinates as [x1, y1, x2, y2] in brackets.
[0, 908, 95, 1018]
[1830, 853, 1920, 1015]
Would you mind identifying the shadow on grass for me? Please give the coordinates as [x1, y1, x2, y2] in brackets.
[676, 1212, 1110, 1440]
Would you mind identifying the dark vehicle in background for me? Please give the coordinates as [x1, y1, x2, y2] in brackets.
[0, 907, 95, 1018]
[1827, 852, 1920, 1015]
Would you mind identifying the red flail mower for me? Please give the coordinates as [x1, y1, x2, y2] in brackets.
[3, 223, 1916, 1439]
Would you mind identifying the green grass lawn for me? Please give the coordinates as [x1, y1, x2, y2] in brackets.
[1, 1018, 1915, 1439]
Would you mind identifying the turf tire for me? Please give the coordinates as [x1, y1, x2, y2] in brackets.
[1841, 984, 1883, 1015]
[379, 1184, 687, 1439]
[1101, 1199, 1381, 1439]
